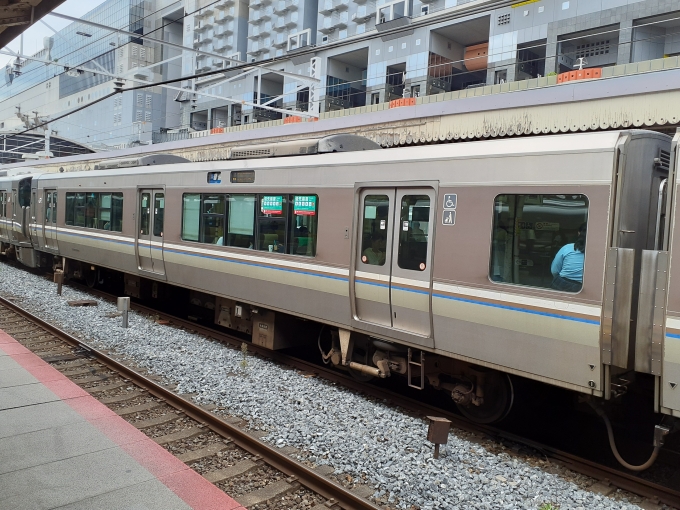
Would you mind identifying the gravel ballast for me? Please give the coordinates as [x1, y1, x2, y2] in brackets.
[0, 263, 653, 510]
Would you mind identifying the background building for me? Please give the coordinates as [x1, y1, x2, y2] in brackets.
[1, 0, 679, 152]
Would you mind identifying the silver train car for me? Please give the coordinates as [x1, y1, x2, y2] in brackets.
[2, 131, 679, 449]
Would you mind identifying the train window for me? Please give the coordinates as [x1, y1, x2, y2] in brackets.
[181, 192, 317, 256]
[85, 193, 99, 228]
[201, 194, 226, 244]
[74, 193, 86, 227]
[18, 179, 31, 207]
[111, 193, 123, 232]
[227, 194, 255, 249]
[360, 195, 389, 266]
[490, 194, 589, 292]
[182, 194, 200, 241]
[288, 195, 318, 256]
[45, 192, 53, 222]
[65, 194, 74, 225]
[153, 194, 164, 237]
[64, 192, 122, 231]
[397, 195, 430, 271]
[140, 193, 150, 235]
[258, 195, 288, 253]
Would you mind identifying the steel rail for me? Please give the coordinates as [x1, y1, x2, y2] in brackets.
[22, 275, 680, 508]
[0, 295, 381, 510]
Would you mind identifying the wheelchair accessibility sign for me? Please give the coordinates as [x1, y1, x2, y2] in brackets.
[442, 194, 456, 226]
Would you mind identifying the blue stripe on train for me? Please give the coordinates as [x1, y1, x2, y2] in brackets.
[55, 230, 600, 323]
[432, 293, 600, 325]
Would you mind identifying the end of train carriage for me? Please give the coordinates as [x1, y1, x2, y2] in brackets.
[2, 130, 680, 471]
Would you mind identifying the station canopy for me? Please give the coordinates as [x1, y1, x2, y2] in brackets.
[0, 0, 65, 48]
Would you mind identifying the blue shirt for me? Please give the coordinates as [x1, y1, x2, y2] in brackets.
[551, 244, 584, 282]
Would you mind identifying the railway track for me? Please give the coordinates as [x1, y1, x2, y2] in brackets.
[4, 267, 680, 509]
[0, 294, 381, 510]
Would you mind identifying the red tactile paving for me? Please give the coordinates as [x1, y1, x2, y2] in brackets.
[0, 329, 245, 510]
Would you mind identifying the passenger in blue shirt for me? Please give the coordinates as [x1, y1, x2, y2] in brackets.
[551, 223, 586, 292]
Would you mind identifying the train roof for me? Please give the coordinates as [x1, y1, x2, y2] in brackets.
[13, 130, 669, 184]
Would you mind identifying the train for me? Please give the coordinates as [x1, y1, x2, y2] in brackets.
[1, 130, 679, 469]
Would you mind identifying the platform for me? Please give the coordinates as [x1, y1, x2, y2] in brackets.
[0, 329, 245, 510]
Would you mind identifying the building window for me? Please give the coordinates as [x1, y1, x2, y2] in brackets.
[137, 93, 143, 106]
[377, 0, 408, 24]
[287, 29, 311, 51]
[145, 95, 152, 108]
[136, 110, 142, 121]
[489, 194, 589, 292]
[145, 111, 151, 122]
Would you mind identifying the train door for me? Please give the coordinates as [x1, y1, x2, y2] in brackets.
[0, 192, 7, 241]
[29, 190, 38, 242]
[43, 190, 58, 251]
[10, 189, 17, 242]
[352, 186, 435, 343]
[136, 188, 166, 276]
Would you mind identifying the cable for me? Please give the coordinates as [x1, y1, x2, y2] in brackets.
[0, 0, 224, 96]
[588, 401, 669, 472]
[6, 9, 680, 145]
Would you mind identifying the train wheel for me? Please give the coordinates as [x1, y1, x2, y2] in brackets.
[456, 372, 514, 424]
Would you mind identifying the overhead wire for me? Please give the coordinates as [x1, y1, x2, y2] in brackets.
[4, 9, 680, 147]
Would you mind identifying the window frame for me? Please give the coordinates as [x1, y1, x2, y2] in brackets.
[180, 192, 319, 257]
[487, 192, 590, 294]
[64, 191, 124, 232]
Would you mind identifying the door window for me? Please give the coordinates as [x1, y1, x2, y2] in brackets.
[153, 194, 164, 237]
[397, 195, 430, 271]
[45, 193, 53, 222]
[360, 195, 389, 266]
[140, 193, 150, 235]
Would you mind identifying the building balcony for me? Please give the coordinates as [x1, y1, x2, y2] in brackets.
[273, 17, 297, 30]
[215, 0, 235, 9]
[274, 0, 298, 14]
[319, 0, 333, 14]
[215, 11, 234, 23]
[215, 26, 233, 37]
[249, 7, 272, 21]
[196, 7, 214, 18]
[320, 12, 348, 32]
[213, 40, 233, 52]
[352, 5, 374, 22]
[249, 24, 271, 38]
[320, 0, 348, 13]
[272, 33, 287, 47]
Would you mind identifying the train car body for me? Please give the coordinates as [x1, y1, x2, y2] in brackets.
[2, 130, 678, 425]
